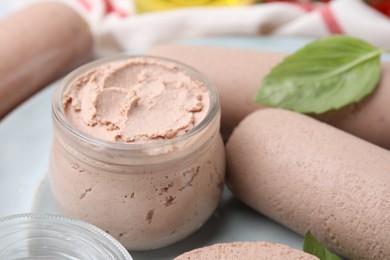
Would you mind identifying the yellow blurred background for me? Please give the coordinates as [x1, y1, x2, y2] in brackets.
[135, 0, 254, 13]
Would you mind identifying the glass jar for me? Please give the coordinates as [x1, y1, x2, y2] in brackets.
[49, 55, 225, 250]
[0, 213, 132, 259]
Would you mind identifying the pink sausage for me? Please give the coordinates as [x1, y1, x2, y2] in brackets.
[226, 108, 390, 260]
[174, 241, 318, 260]
[0, 2, 93, 118]
[147, 44, 390, 149]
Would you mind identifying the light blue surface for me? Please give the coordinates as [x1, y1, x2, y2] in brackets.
[0, 2, 15, 20]
[178, 36, 312, 53]
[0, 36, 367, 259]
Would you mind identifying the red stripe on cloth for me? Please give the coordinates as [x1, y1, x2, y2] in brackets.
[78, 0, 92, 11]
[103, 0, 128, 17]
[319, 5, 343, 34]
[293, 3, 316, 12]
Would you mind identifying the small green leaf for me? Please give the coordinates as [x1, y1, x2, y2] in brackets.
[254, 36, 385, 114]
[303, 231, 341, 260]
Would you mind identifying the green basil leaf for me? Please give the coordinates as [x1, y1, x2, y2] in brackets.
[303, 231, 341, 260]
[254, 36, 385, 114]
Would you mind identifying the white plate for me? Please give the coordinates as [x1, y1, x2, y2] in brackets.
[1, 36, 363, 259]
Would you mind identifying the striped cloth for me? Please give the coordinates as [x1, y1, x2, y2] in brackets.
[4, 0, 390, 56]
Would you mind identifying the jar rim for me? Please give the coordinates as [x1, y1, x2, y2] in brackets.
[52, 54, 220, 151]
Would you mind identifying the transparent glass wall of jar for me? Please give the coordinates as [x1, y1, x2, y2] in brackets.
[49, 55, 226, 250]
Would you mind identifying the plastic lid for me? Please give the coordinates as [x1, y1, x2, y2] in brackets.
[0, 213, 132, 260]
